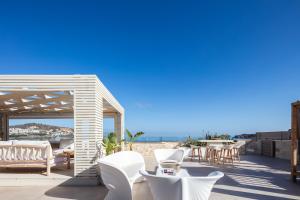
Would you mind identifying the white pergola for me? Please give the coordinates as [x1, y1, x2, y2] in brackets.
[0, 75, 124, 177]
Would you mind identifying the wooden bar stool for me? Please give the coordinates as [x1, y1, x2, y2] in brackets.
[207, 145, 222, 164]
[220, 145, 234, 165]
[232, 141, 245, 162]
[190, 145, 202, 161]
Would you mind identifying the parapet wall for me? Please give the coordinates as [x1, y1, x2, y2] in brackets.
[245, 140, 292, 160]
[274, 140, 292, 160]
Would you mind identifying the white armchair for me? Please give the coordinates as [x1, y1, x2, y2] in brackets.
[140, 170, 224, 200]
[154, 149, 185, 168]
[98, 151, 145, 200]
[140, 170, 182, 200]
[181, 171, 224, 200]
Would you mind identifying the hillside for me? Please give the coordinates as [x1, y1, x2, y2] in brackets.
[10, 123, 73, 131]
[9, 123, 74, 139]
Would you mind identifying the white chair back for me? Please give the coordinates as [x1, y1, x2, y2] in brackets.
[140, 170, 182, 200]
[100, 162, 132, 200]
[154, 149, 184, 166]
[100, 151, 145, 180]
[178, 147, 192, 158]
[140, 170, 223, 200]
[98, 151, 145, 200]
[182, 171, 224, 200]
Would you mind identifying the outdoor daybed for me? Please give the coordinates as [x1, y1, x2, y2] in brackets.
[0, 140, 70, 176]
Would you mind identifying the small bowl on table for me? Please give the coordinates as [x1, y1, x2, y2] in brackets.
[160, 160, 180, 172]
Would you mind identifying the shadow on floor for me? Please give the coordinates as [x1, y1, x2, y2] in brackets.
[45, 185, 108, 200]
[43, 165, 108, 200]
[44, 155, 300, 200]
[184, 155, 300, 200]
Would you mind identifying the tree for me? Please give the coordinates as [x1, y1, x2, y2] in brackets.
[126, 129, 144, 151]
[102, 132, 119, 155]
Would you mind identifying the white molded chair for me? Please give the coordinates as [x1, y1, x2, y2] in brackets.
[140, 170, 182, 200]
[181, 171, 224, 200]
[140, 170, 223, 200]
[154, 149, 185, 168]
[98, 151, 145, 200]
[178, 147, 192, 158]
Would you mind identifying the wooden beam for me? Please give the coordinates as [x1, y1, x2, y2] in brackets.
[0, 91, 48, 100]
[0, 113, 8, 141]
[292, 101, 300, 107]
[0, 91, 72, 100]
[291, 104, 299, 182]
[0, 95, 72, 108]
[10, 112, 73, 119]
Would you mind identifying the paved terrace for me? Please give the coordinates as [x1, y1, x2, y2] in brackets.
[0, 155, 299, 200]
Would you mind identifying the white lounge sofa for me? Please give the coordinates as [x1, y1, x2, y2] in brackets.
[140, 170, 224, 200]
[154, 149, 185, 168]
[0, 140, 66, 176]
[98, 151, 145, 200]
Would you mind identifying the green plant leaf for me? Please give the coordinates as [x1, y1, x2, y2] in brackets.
[126, 129, 133, 139]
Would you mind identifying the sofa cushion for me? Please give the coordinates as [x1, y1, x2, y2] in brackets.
[0, 141, 12, 145]
[12, 140, 50, 146]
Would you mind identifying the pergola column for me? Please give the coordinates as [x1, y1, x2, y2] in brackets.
[114, 113, 124, 143]
[291, 103, 299, 182]
[0, 113, 9, 141]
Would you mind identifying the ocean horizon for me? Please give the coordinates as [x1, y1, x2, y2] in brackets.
[104, 132, 200, 142]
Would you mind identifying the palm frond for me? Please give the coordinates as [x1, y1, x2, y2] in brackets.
[134, 131, 144, 138]
[126, 129, 133, 139]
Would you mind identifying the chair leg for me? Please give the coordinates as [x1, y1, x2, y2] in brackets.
[231, 149, 234, 164]
[46, 157, 51, 176]
[208, 149, 212, 164]
[67, 153, 71, 169]
[220, 149, 224, 164]
[237, 149, 240, 162]
[224, 149, 227, 164]
[205, 146, 210, 161]
[223, 149, 229, 164]
[215, 150, 219, 164]
[198, 148, 202, 162]
[213, 150, 218, 164]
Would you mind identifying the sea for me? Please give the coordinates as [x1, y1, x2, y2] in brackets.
[11, 134, 197, 143]
[133, 136, 190, 142]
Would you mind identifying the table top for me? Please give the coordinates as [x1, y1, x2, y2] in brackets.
[63, 149, 74, 154]
[156, 167, 190, 177]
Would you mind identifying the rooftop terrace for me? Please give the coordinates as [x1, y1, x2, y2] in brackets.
[0, 155, 299, 200]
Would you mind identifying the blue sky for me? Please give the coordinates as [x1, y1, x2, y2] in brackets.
[1, 0, 300, 137]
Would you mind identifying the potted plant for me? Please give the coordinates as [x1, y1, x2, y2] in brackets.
[102, 132, 119, 155]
